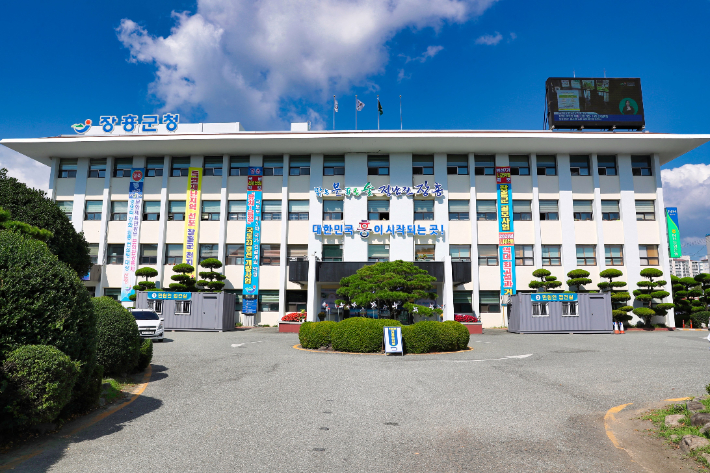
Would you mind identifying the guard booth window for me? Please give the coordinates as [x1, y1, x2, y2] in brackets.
[175, 301, 191, 315]
[147, 300, 163, 314]
[562, 302, 578, 316]
[532, 302, 549, 317]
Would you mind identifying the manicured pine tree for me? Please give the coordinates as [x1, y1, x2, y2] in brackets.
[566, 269, 592, 292]
[598, 268, 632, 325]
[196, 258, 226, 292]
[632, 268, 674, 327]
[130, 267, 159, 301]
[691, 273, 710, 327]
[528, 269, 562, 292]
[169, 264, 196, 292]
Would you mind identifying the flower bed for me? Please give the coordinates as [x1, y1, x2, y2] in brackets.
[454, 314, 482, 334]
[454, 314, 479, 323]
[281, 312, 306, 322]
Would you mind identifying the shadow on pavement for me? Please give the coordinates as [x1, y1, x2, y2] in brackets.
[149, 364, 169, 382]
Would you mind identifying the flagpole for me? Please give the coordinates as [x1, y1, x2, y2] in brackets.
[355, 95, 357, 131]
[377, 95, 379, 131]
[400, 95, 402, 130]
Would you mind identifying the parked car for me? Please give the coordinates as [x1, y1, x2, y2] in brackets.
[130, 309, 165, 342]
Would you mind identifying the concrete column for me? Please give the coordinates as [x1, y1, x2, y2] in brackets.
[433, 153, 449, 261]
[469, 153, 480, 318]
[306, 253, 318, 322]
[48, 157, 58, 201]
[653, 153, 675, 327]
[531, 154, 543, 268]
[278, 155, 290, 319]
[156, 156, 170, 289]
[96, 156, 113, 297]
[71, 158, 89, 232]
[218, 155, 229, 272]
[591, 154, 606, 272]
[618, 154, 641, 316]
[389, 153, 413, 261]
[443, 255, 454, 321]
[342, 153, 366, 261]
[557, 154, 576, 276]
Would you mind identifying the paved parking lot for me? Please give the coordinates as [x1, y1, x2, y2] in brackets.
[10, 328, 710, 472]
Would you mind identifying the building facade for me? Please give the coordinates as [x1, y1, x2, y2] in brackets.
[3, 123, 708, 327]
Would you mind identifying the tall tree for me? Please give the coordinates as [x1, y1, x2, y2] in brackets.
[632, 268, 674, 327]
[566, 269, 592, 292]
[169, 264, 196, 292]
[598, 269, 632, 324]
[197, 258, 226, 292]
[130, 267, 159, 301]
[528, 269, 562, 292]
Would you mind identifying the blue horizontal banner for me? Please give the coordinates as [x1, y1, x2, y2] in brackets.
[531, 293, 578, 302]
[147, 292, 192, 300]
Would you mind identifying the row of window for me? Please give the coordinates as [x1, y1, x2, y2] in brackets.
[92, 242, 660, 268]
[57, 155, 655, 179]
[62, 199, 658, 223]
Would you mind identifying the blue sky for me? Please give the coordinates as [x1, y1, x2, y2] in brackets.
[1, 0, 709, 255]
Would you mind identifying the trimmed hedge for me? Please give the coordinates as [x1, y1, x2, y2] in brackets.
[402, 321, 470, 354]
[299, 321, 337, 349]
[93, 297, 142, 376]
[331, 318, 402, 353]
[1, 345, 80, 430]
[137, 339, 153, 372]
[443, 320, 471, 351]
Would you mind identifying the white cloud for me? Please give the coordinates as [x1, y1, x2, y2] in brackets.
[0, 146, 50, 194]
[117, 0, 498, 129]
[397, 68, 412, 83]
[509, 32, 517, 41]
[400, 45, 444, 63]
[662, 163, 710, 244]
[475, 31, 503, 45]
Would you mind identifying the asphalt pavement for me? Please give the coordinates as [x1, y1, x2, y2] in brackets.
[9, 328, 710, 472]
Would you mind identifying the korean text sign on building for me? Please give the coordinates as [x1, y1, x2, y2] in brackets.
[243, 167, 263, 312]
[120, 169, 144, 302]
[496, 167, 516, 296]
[183, 168, 203, 273]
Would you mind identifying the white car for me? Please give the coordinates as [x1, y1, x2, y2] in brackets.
[131, 309, 165, 342]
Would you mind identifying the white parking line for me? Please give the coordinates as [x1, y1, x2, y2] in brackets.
[446, 354, 533, 363]
[231, 343, 245, 348]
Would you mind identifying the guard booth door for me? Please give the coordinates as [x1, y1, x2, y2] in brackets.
[203, 295, 219, 328]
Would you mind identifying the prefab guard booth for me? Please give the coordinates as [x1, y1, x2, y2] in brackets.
[136, 291, 236, 331]
[508, 293, 613, 334]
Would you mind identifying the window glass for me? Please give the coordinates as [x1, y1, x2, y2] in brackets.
[263, 156, 284, 176]
[539, 200, 559, 220]
[140, 244, 158, 264]
[199, 244, 219, 263]
[367, 200, 389, 220]
[414, 244, 435, 261]
[414, 200, 434, 220]
[639, 244, 659, 266]
[288, 200, 309, 220]
[509, 155, 530, 176]
[261, 244, 280, 265]
[168, 200, 186, 221]
[631, 155, 652, 176]
[165, 244, 183, 264]
[289, 156, 311, 176]
[570, 155, 590, 176]
[478, 244, 498, 266]
[449, 245, 471, 262]
[288, 245, 308, 259]
[323, 200, 343, 220]
[228, 200, 246, 220]
[143, 201, 161, 221]
[605, 245, 624, 266]
[88, 158, 107, 178]
[515, 245, 534, 266]
[368, 245, 389, 262]
[229, 156, 249, 176]
[367, 155, 389, 175]
[635, 200, 655, 220]
[536, 155, 557, 176]
[412, 155, 434, 175]
[201, 200, 221, 221]
[453, 291, 473, 312]
[104, 288, 121, 300]
[57, 201, 73, 220]
[107, 244, 124, 264]
[573, 200, 593, 221]
[86, 200, 103, 220]
[513, 200, 532, 221]
[114, 158, 132, 177]
[323, 155, 345, 176]
[262, 200, 282, 220]
[479, 291, 500, 313]
[597, 155, 617, 175]
[476, 200, 497, 221]
[601, 200, 620, 221]
[323, 245, 343, 262]
[88, 243, 99, 264]
[226, 244, 245, 265]
[474, 155, 495, 175]
[447, 155, 468, 175]
[203, 156, 223, 176]
[259, 290, 280, 311]
[576, 245, 597, 265]
[171, 157, 190, 177]
[449, 200, 469, 221]
[59, 158, 78, 178]
[541, 245, 561, 266]
[561, 301, 579, 316]
[146, 157, 164, 177]
[532, 302, 549, 316]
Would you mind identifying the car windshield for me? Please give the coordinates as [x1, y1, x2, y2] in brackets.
[133, 311, 159, 320]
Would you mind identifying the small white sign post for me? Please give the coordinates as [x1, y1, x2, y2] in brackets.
[383, 326, 403, 355]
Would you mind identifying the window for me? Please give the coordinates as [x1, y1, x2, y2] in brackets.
[259, 291, 279, 311]
[140, 244, 158, 265]
[201, 201, 221, 221]
[573, 200, 593, 221]
[104, 288, 121, 300]
[476, 200, 496, 221]
[597, 155, 617, 176]
[88, 158, 106, 178]
[58, 159, 77, 178]
[263, 156, 283, 176]
[286, 200, 308, 220]
[107, 244, 124, 265]
[203, 156, 223, 176]
[323, 155, 345, 176]
[368, 200, 389, 220]
[542, 245, 561, 266]
[576, 245, 597, 265]
[513, 200, 532, 221]
[539, 200, 559, 221]
[412, 155, 434, 175]
[636, 200, 655, 221]
[601, 200, 620, 221]
[368, 244, 389, 262]
[143, 201, 161, 221]
[415, 244, 435, 261]
[450, 245, 471, 262]
[639, 244, 659, 266]
[453, 291, 473, 312]
[165, 244, 183, 265]
[478, 245, 498, 266]
[86, 201, 103, 221]
[146, 157, 164, 177]
[515, 245, 534, 266]
[227, 201, 246, 220]
[147, 300, 163, 314]
[226, 244, 245, 265]
[449, 200, 469, 221]
[168, 201, 185, 221]
[175, 301, 192, 315]
[532, 302, 549, 317]
[562, 302, 579, 316]
[323, 200, 343, 220]
[509, 155, 530, 176]
[414, 200, 434, 220]
[605, 245, 624, 266]
[229, 156, 250, 176]
[288, 245, 308, 261]
[474, 155, 495, 175]
[480, 291, 500, 313]
[198, 244, 218, 264]
[323, 245, 343, 262]
[57, 201, 73, 220]
[287, 290, 307, 313]
[171, 157, 190, 177]
[536, 155, 557, 176]
[570, 155, 590, 176]
[289, 155, 310, 176]
[89, 243, 99, 264]
[632, 155, 652, 176]
[447, 155, 468, 175]
[113, 158, 132, 178]
[367, 155, 390, 175]
[261, 244, 280, 265]
[262, 200, 282, 220]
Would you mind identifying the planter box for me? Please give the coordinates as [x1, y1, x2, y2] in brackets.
[279, 321, 303, 333]
[461, 322, 483, 334]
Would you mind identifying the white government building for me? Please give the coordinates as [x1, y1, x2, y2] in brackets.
[2, 121, 708, 327]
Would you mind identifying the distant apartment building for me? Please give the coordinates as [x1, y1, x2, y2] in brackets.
[670, 255, 710, 278]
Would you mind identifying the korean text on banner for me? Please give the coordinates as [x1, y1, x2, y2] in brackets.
[496, 167, 516, 297]
[183, 168, 203, 274]
[383, 326, 403, 354]
[242, 167, 263, 313]
[120, 168, 145, 302]
[665, 207, 682, 258]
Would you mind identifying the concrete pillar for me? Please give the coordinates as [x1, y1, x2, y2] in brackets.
[557, 154, 576, 277]
[468, 153, 480, 318]
[342, 154, 366, 261]
[306, 253, 318, 322]
[530, 154, 543, 268]
[443, 255, 454, 321]
[591, 154, 606, 272]
[278, 155, 290, 319]
[433, 153, 449, 261]
[96, 156, 113, 297]
[653, 153, 675, 327]
[71, 158, 89, 232]
[156, 156, 170, 289]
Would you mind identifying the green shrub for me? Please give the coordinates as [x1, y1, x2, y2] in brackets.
[331, 318, 402, 353]
[299, 321, 337, 349]
[1, 345, 80, 430]
[402, 321, 470, 353]
[136, 340, 153, 372]
[0, 231, 98, 416]
[93, 297, 141, 376]
[443, 321, 470, 350]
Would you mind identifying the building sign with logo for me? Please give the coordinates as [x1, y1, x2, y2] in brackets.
[383, 326, 403, 354]
[147, 292, 192, 300]
[665, 207, 681, 258]
[242, 167, 263, 312]
[183, 168, 203, 272]
[71, 113, 179, 134]
[120, 169, 145, 302]
[313, 181, 444, 198]
[497, 167, 516, 296]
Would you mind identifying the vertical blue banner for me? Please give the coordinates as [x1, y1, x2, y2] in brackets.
[242, 167, 263, 313]
[120, 168, 145, 302]
[496, 167, 516, 296]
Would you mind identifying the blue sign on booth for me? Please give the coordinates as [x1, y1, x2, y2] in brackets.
[147, 292, 192, 300]
[530, 293, 578, 302]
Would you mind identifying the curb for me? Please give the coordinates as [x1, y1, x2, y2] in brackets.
[292, 344, 473, 356]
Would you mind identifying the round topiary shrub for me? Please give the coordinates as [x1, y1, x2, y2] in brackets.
[442, 320, 471, 350]
[136, 339, 153, 372]
[93, 297, 141, 376]
[331, 318, 402, 353]
[299, 321, 337, 349]
[402, 321, 440, 353]
[0, 231, 98, 415]
[1, 345, 80, 430]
